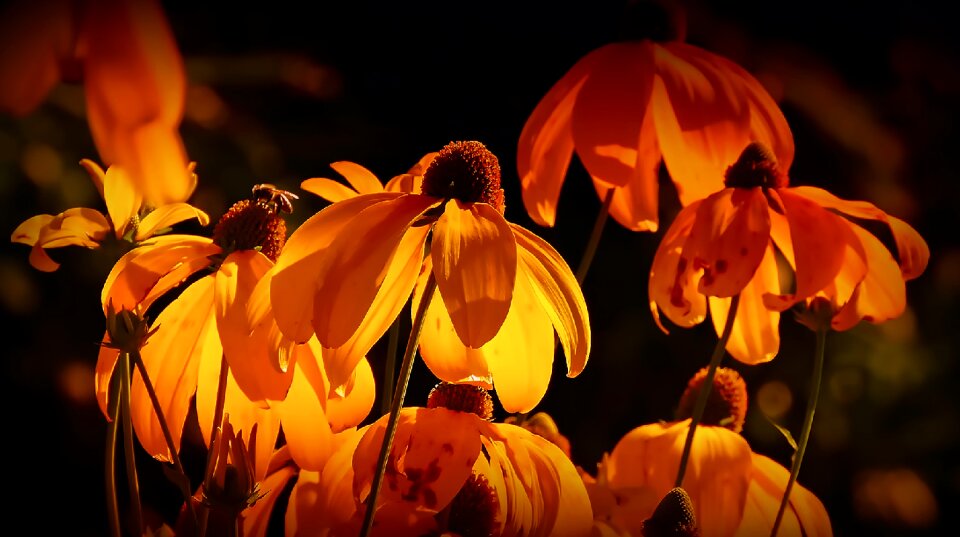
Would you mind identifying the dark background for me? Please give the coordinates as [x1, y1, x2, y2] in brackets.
[2, 0, 958, 535]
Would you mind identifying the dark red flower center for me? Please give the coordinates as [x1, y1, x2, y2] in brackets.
[676, 366, 748, 433]
[438, 473, 500, 537]
[426, 382, 494, 421]
[641, 487, 700, 537]
[724, 142, 789, 189]
[212, 198, 287, 262]
[421, 141, 505, 214]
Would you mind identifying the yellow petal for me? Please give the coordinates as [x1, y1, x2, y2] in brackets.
[103, 165, 141, 238]
[329, 161, 385, 195]
[277, 354, 335, 472]
[737, 454, 833, 537]
[79, 159, 108, 200]
[432, 200, 517, 348]
[242, 454, 297, 537]
[11, 214, 55, 246]
[301, 177, 363, 203]
[38, 207, 111, 247]
[326, 357, 376, 432]
[525, 430, 594, 537]
[94, 332, 119, 419]
[135, 202, 209, 241]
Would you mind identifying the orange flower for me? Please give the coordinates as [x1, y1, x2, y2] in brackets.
[0, 0, 193, 206]
[585, 368, 832, 537]
[95, 186, 374, 475]
[10, 159, 207, 272]
[246, 383, 594, 537]
[270, 141, 590, 413]
[517, 10, 792, 232]
[649, 143, 929, 363]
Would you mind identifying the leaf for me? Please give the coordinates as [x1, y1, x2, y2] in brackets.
[765, 414, 798, 454]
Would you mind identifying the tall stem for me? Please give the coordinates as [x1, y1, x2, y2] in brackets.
[360, 274, 438, 537]
[674, 294, 741, 488]
[381, 317, 401, 416]
[130, 349, 199, 528]
[119, 352, 143, 535]
[105, 359, 123, 537]
[575, 186, 615, 285]
[770, 328, 827, 537]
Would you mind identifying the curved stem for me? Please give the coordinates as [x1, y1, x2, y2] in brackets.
[105, 358, 123, 537]
[674, 294, 741, 488]
[360, 273, 438, 537]
[770, 328, 827, 537]
[381, 317, 401, 416]
[199, 355, 231, 537]
[130, 349, 199, 529]
[575, 186, 615, 285]
[119, 352, 143, 535]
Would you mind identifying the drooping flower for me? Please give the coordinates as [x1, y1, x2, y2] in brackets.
[270, 140, 590, 413]
[11, 160, 207, 272]
[583, 367, 832, 537]
[649, 142, 929, 364]
[95, 185, 375, 475]
[0, 0, 194, 206]
[517, 2, 793, 232]
[247, 383, 594, 537]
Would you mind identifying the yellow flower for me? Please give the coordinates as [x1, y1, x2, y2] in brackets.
[0, 0, 195, 206]
[270, 141, 590, 413]
[10, 160, 207, 272]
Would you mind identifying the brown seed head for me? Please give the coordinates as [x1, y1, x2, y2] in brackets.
[426, 382, 494, 421]
[724, 142, 789, 189]
[421, 141, 505, 213]
[212, 198, 287, 261]
[676, 366, 748, 433]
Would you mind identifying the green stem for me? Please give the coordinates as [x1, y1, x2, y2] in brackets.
[381, 317, 401, 416]
[130, 349, 199, 529]
[575, 186, 615, 285]
[119, 352, 143, 535]
[360, 273, 438, 537]
[105, 357, 123, 537]
[674, 294, 741, 488]
[199, 355, 231, 537]
[770, 328, 827, 537]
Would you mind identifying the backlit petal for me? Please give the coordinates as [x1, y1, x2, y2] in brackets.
[519, 46, 602, 227]
[329, 161, 385, 195]
[38, 207, 111, 247]
[649, 201, 707, 329]
[95, 333, 119, 419]
[525, 431, 594, 537]
[135, 202, 210, 241]
[277, 354, 335, 472]
[326, 357, 376, 431]
[11, 214, 55, 246]
[737, 454, 833, 537]
[103, 165, 141, 238]
[300, 177, 362, 203]
[432, 200, 517, 348]
[512, 223, 590, 377]
[593, 173, 659, 232]
[571, 42, 658, 189]
[243, 452, 297, 537]
[832, 223, 906, 331]
[291, 429, 364, 534]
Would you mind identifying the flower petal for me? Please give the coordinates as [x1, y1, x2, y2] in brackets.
[0, 0, 73, 116]
[525, 431, 594, 537]
[329, 161, 385, 195]
[242, 451, 297, 537]
[300, 177, 363, 203]
[38, 207, 111, 248]
[103, 165, 141, 238]
[326, 356, 376, 432]
[95, 333, 119, 419]
[832, 223, 906, 331]
[518, 46, 602, 227]
[276, 351, 335, 472]
[648, 201, 708, 330]
[432, 200, 517, 348]
[593, 176, 659, 233]
[737, 454, 833, 537]
[290, 429, 364, 534]
[135, 202, 210, 241]
[11, 214, 55, 246]
[512, 223, 590, 378]
[710, 244, 781, 365]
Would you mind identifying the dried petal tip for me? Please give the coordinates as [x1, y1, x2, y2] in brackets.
[724, 142, 788, 189]
[641, 487, 700, 537]
[427, 382, 494, 420]
[676, 366, 748, 433]
[212, 197, 287, 261]
[441, 474, 500, 537]
[421, 140, 505, 213]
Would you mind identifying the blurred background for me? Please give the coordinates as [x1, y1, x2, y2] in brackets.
[1, 0, 957, 535]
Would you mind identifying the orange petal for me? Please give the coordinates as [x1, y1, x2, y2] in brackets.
[431, 200, 517, 348]
[37, 207, 111, 247]
[518, 46, 601, 227]
[291, 429, 364, 534]
[28, 243, 60, 272]
[277, 352, 335, 472]
[685, 188, 771, 298]
[738, 454, 833, 537]
[135, 202, 210, 241]
[512, 223, 590, 377]
[242, 454, 297, 537]
[329, 161, 385, 195]
[300, 177, 362, 203]
[11, 214, 55, 246]
[130, 277, 218, 461]
[832, 223, 906, 331]
[94, 332, 119, 419]
[121, 123, 194, 205]
[648, 201, 708, 329]
[80, 159, 108, 200]
[593, 176, 659, 232]
[571, 43, 659, 190]
[524, 431, 594, 537]
[270, 192, 400, 343]
[710, 244, 781, 365]
[326, 357, 376, 432]
[0, 0, 73, 116]
[103, 165, 141, 238]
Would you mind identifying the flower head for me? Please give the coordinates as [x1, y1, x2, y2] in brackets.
[649, 142, 929, 363]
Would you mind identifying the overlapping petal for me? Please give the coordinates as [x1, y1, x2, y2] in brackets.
[135, 202, 209, 241]
[649, 201, 708, 330]
[736, 454, 833, 537]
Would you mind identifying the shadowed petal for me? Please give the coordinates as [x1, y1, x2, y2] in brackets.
[103, 165, 140, 238]
[649, 201, 708, 330]
[832, 223, 906, 331]
[242, 449, 297, 537]
[95, 333, 119, 419]
[135, 202, 210, 241]
[276, 349, 335, 472]
[289, 430, 364, 535]
[37, 208, 111, 248]
[737, 454, 833, 537]
[11, 214, 55, 246]
[525, 431, 594, 537]
[432, 200, 517, 348]
[593, 172, 660, 232]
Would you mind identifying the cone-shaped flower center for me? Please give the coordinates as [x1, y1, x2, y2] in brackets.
[421, 141, 505, 214]
[724, 142, 789, 189]
[212, 198, 287, 262]
[426, 382, 494, 421]
[641, 487, 700, 537]
[676, 367, 748, 433]
[441, 473, 500, 537]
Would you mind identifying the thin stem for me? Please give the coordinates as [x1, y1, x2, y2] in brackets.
[575, 186, 615, 285]
[360, 273, 438, 537]
[199, 355, 231, 537]
[105, 358, 123, 537]
[381, 317, 401, 416]
[119, 352, 143, 535]
[674, 294, 741, 488]
[770, 328, 827, 537]
[130, 349, 199, 528]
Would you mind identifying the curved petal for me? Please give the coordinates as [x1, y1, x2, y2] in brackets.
[290, 429, 365, 535]
[28, 243, 60, 272]
[518, 46, 602, 227]
[270, 191, 400, 343]
[432, 200, 517, 348]
[512, 224, 590, 377]
[103, 165, 141, 238]
[710, 243, 781, 365]
[38, 207, 111, 248]
[832, 223, 906, 331]
[300, 177, 363, 203]
[684, 188, 771, 298]
[571, 43, 660, 190]
[135, 202, 210, 241]
[131, 277, 218, 461]
[648, 201, 708, 330]
[737, 454, 833, 537]
[592, 176, 659, 233]
[0, 0, 73, 116]
[11, 214, 55, 246]
[329, 161, 385, 195]
[95, 333, 119, 419]
[242, 453, 297, 537]
[326, 357, 376, 431]
[276, 350, 335, 472]
[113, 123, 194, 206]
[524, 431, 594, 537]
